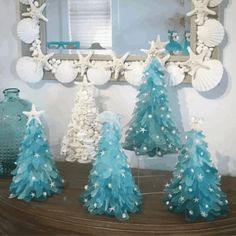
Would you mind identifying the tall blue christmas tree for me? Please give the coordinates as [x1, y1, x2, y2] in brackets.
[9, 105, 64, 202]
[164, 118, 229, 221]
[80, 111, 142, 221]
[123, 58, 181, 157]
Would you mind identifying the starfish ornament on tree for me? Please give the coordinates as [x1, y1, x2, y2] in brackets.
[179, 47, 209, 80]
[22, 0, 48, 22]
[109, 52, 130, 80]
[186, 0, 216, 25]
[75, 52, 93, 76]
[141, 35, 169, 66]
[23, 104, 45, 125]
[32, 43, 54, 71]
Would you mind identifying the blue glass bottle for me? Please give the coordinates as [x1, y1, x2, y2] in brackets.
[0, 88, 31, 176]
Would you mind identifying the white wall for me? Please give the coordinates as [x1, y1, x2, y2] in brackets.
[0, 0, 235, 176]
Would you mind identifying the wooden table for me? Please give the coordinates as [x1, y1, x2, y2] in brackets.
[0, 162, 235, 235]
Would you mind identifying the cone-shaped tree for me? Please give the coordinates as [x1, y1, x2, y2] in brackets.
[81, 111, 142, 221]
[9, 105, 64, 202]
[164, 118, 229, 221]
[61, 79, 100, 163]
[123, 58, 181, 157]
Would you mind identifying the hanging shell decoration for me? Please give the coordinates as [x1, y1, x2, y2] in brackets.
[55, 61, 78, 84]
[197, 19, 225, 48]
[169, 0, 225, 92]
[17, 18, 39, 44]
[16, 0, 225, 92]
[16, 56, 44, 83]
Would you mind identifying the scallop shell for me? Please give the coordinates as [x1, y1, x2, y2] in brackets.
[124, 63, 144, 86]
[16, 57, 44, 83]
[193, 60, 223, 92]
[197, 19, 224, 47]
[19, 0, 30, 4]
[209, 0, 223, 7]
[166, 63, 185, 86]
[55, 61, 78, 83]
[87, 67, 111, 86]
[17, 18, 39, 44]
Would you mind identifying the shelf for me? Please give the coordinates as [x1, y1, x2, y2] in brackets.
[0, 162, 235, 235]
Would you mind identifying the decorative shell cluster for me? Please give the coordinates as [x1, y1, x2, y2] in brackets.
[16, 0, 225, 92]
[167, 0, 225, 92]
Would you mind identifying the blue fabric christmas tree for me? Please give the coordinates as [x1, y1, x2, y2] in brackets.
[164, 118, 229, 221]
[80, 111, 142, 221]
[9, 105, 64, 202]
[123, 59, 181, 157]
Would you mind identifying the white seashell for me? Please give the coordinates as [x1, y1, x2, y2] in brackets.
[209, 0, 223, 7]
[16, 57, 44, 83]
[55, 61, 78, 83]
[197, 19, 224, 48]
[166, 63, 185, 86]
[87, 67, 111, 86]
[124, 64, 144, 86]
[19, 0, 30, 4]
[17, 18, 39, 44]
[193, 60, 223, 92]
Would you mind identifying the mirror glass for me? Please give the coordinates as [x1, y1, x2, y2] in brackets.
[46, 0, 191, 56]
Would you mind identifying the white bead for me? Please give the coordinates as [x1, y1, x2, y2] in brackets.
[143, 147, 147, 151]
[122, 213, 127, 218]
[84, 185, 88, 190]
[148, 114, 152, 119]
[108, 183, 112, 188]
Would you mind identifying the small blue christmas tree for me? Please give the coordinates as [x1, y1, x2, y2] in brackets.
[80, 111, 142, 221]
[164, 118, 229, 221]
[9, 105, 64, 202]
[123, 58, 181, 157]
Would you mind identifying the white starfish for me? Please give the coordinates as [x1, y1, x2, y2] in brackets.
[50, 181, 55, 188]
[198, 173, 204, 181]
[22, 0, 48, 22]
[179, 47, 209, 80]
[109, 52, 129, 80]
[32, 44, 54, 71]
[186, 0, 216, 25]
[141, 35, 170, 66]
[140, 127, 147, 133]
[76, 52, 93, 76]
[23, 104, 45, 125]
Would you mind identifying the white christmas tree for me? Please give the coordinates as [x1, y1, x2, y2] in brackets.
[61, 78, 100, 163]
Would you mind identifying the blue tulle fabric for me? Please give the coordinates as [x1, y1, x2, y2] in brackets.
[9, 118, 63, 202]
[80, 111, 142, 221]
[164, 129, 229, 221]
[123, 59, 181, 157]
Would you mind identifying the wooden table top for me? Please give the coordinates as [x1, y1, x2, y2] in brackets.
[0, 162, 235, 235]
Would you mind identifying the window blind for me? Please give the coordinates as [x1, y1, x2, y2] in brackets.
[68, 0, 112, 49]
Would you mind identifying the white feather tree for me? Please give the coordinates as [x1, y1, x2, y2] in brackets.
[61, 78, 100, 163]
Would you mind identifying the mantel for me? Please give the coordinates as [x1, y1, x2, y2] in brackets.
[0, 162, 235, 235]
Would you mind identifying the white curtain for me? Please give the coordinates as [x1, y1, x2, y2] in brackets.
[68, 0, 112, 49]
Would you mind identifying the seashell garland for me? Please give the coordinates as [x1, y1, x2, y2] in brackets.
[192, 59, 223, 92]
[197, 19, 224, 48]
[166, 63, 185, 86]
[16, 57, 44, 83]
[87, 67, 111, 86]
[124, 63, 144, 86]
[208, 0, 223, 8]
[54, 61, 78, 84]
[17, 18, 39, 44]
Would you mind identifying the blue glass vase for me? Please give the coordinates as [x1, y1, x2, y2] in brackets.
[0, 88, 32, 176]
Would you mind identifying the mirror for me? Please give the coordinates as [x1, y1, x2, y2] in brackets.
[46, 0, 191, 56]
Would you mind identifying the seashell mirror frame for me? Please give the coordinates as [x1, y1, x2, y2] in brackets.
[17, 0, 225, 92]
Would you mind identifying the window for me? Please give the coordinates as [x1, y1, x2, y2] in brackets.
[68, 0, 112, 50]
